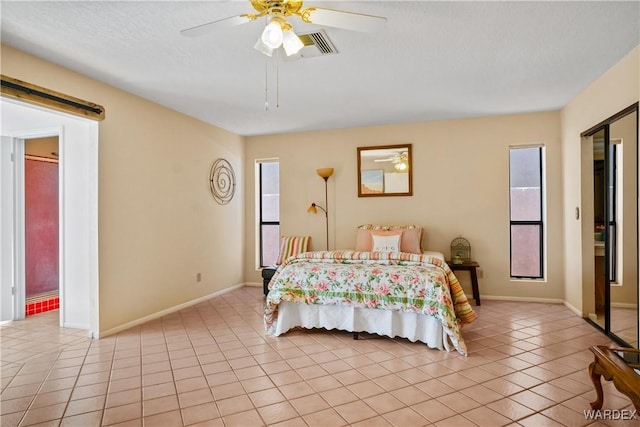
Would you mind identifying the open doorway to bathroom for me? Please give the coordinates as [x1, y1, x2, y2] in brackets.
[2, 96, 99, 335]
[24, 137, 60, 316]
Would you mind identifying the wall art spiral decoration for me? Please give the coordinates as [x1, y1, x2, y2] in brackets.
[209, 158, 236, 205]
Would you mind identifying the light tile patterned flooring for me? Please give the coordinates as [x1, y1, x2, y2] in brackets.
[1, 286, 637, 426]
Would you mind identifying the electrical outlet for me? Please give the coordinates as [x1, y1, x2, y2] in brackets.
[477, 269, 484, 279]
[196, 273, 202, 282]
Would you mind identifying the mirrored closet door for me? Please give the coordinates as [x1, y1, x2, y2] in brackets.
[583, 103, 638, 347]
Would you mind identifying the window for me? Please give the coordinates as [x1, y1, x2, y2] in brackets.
[258, 161, 279, 267]
[509, 146, 544, 279]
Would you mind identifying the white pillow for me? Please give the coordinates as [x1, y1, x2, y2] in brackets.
[372, 234, 401, 252]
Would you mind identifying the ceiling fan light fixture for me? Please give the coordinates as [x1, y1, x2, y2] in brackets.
[254, 37, 274, 56]
[261, 20, 283, 49]
[395, 162, 408, 171]
[282, 29, 304, 56]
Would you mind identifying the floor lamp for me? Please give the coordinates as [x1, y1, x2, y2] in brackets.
[307, 167, 334, 250]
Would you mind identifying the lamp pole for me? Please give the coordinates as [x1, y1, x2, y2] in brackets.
[312, 168, 334, 251]
[322, 176, 329, 251]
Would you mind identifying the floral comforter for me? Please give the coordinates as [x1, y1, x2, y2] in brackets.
[264, 251, 477, 355]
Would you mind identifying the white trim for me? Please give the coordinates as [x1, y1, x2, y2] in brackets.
[62, 322, 90, 330]
[245, 282, 262, 288]
[98, 284, 246, 338]
[0, 137, 13, 322]
[480, 295, 564, 305]
[563, 299, 584, 317]
[255, 157, 279, 164]
[13, 137, 26, 320]
[88, 123, 99, 339]
[509, 143, 546, 150]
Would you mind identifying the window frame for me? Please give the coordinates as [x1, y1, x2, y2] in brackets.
[509, 145, 545, 280]
[257, 160, 280, 268]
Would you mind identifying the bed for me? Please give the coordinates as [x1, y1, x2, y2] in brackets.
[264, 249, 477, 356]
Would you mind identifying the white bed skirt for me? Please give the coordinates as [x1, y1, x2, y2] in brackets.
[273, 301, 448, 351]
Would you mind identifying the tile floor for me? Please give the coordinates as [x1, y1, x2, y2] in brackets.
[1, 286, 637, 427]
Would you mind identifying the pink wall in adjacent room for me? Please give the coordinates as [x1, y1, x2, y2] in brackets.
[25, 157, 59, 298]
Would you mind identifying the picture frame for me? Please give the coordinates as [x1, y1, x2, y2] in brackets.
[357, 144, 413, 197]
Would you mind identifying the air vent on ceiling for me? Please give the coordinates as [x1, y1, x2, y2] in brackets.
[287, 29, 338, 59]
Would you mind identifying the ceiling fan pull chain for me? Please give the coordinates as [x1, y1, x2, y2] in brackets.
[264, 55, 269, 111]
[276, 52, 280, 109]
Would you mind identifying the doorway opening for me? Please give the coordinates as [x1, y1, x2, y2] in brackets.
[1, 97, 99, 336]
[24, 137, 60, 316]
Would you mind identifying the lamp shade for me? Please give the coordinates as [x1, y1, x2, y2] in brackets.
[307, 203, 318, 214]
[253, 37, 274, 56]
[282, 29, 304, 56]
[261, 21, 283, 49]
[316, 168, 334, 179]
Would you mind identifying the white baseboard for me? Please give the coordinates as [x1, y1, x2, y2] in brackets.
[98, 283, 245, 339]
[480, 295, 603, 320]
[97, 285, 618, 339]
[563, 300, 584, 317]
[62, 322, 90, 331]
[245, 282, 262, 288]
[480, 295, 565, 304]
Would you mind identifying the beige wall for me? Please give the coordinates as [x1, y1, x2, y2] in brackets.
[25, 136, 58, 159]
[245, 112, 564, 301]
[3, 41, 638, 333]
[1, 45, 245, 333]
[560, 45, 639, 315]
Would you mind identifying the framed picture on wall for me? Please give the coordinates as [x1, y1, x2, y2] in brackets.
[357, 144, 413, 197]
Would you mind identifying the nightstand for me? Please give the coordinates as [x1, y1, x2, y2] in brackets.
[446, 261, 481, 306]
[261, 267, 277, 296]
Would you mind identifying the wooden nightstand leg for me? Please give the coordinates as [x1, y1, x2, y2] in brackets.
[470, 267, 480, 306]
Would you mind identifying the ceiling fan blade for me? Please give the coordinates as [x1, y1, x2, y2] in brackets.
[301, 8, 387, 32]
[181, 14, 253, 37]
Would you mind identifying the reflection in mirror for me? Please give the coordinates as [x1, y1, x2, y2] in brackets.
[593, 128, 606, 330]
[609, 109, 638, 347]
[357, 144, 412, 197]
[589, 106, 638, 348]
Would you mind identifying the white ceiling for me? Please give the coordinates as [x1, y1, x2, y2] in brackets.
[1, 1, 639, 136]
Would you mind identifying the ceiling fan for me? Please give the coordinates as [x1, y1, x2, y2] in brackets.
[374, 152, 408, 163]
[180, 0, 387, 57]
[374, 151, 409, 171]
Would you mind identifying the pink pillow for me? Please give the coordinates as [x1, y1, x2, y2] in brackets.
[355, 225, 423, 254]
[398, 228, 423, 254]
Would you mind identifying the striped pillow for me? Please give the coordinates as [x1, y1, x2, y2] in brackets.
[275, 236, 311, 265]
